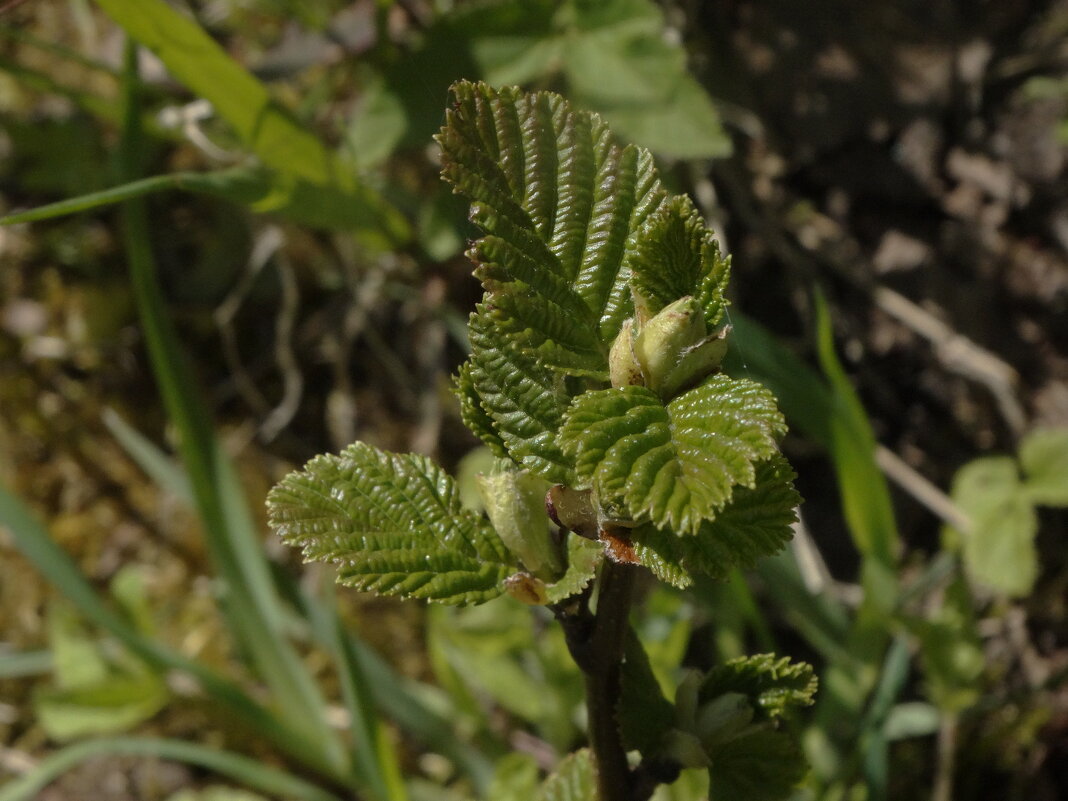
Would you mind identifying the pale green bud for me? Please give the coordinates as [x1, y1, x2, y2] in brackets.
[608, 318, 645, 389]
[633, 297, 706, 395]
[659, 325, 730, 398]
[477, 471, 564, 581]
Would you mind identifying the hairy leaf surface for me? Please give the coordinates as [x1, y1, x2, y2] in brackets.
[466, 306, 575, 484]
[439, 80, 666, 367]
[632, 456, 799, 586]
[699, 654, 817, 718]
[627, 195, 730, 327]
[544, 537, 604, 604]
[267, 443, 513, 604]
[559, 377, 786, 534]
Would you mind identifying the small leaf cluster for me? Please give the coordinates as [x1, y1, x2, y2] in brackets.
[619, 651, 817, 801]
[268, 81, 799, 603]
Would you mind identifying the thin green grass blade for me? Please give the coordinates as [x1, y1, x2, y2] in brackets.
[347, 635, 496, 793]
[306, 580, 407, 801]
[116, 42, 348, 781]
[0, 649, 52, 679]
[0, 484, 318, 765]
[95, 0, 408, 246]
[754, 551, 853, 666]
[107, 407, 409, 797]
[0, 737, 343, 801]
[102, 408, 193, 503]
[0, 165, 403, 233]
[812, 293, 899, 570]
[858, 635, 912, 801]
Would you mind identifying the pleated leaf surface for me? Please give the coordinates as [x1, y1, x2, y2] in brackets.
[267, 442, 513, 605]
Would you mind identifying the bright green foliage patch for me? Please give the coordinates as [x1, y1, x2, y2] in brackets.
[947, 427, 1068, 598]
[632, 456, 800, 587]
[267, 443, 513, 605]
[559, 377, 786, 535]
[438, 80, 666, 374]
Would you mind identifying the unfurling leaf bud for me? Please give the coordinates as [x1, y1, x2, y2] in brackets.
[633, 297, 705, 392]
[608, 318, 644, 388]
[632, 296, 729, 398]
[659, 324, 730, 399]
[478, 471, 564, 581]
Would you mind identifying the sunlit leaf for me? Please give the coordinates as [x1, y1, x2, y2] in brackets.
[439, 79, 666, 361]
[268, 443, 515, 604]
[948, 456, 1037, 597]
[1019, 426, 1068, 506]
[465, 306, 575, 484]
[626, 196, 731, 327]
[559, 377, 786, 534]
[632, 456, 799, 586]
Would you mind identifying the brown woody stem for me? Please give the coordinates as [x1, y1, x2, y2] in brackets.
[584, 560, 638, 801]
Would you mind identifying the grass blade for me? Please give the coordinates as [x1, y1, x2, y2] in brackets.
[812, 293, 899, 569]
[0, 165, 408, 233]
[115, 41, 348, 781]
[0, 737, 343, 801]
[0, 649, 52, 679]
[304, 579, 408, 801]
[0, 484, 326, 768]
[94, 0, 408, 246]
[102, 408, 193, 504]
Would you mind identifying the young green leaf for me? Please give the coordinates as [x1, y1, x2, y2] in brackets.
[544, 537, 604, 604]
[267, 443, 515, 605]
[698, 654, 818, 719]
[465, 305, 576, 484]
[1019, 426, 1068, 506]
[626, 195, 731, 328]
[631, 455, 799, 586]
[947, 456, 1038, 597]
[559, 376, 786, 534]
[438, 80, 666, 363]
[691, 655, 815, 801]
